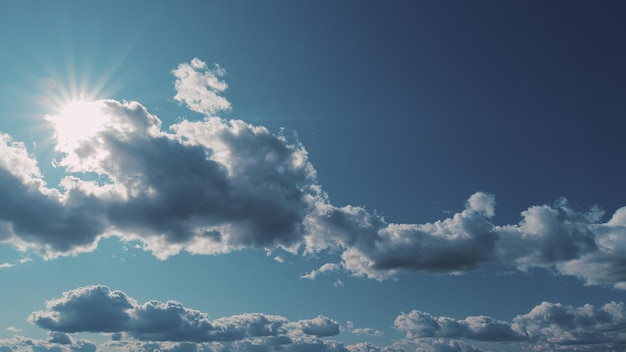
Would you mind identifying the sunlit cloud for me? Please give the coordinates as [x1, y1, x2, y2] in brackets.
[0, 58, 625, 290]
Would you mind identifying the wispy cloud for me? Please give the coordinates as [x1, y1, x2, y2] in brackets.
[301, 263, 341, 280]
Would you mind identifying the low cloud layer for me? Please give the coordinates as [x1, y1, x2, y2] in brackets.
[24, 285, 398, 352]
[13, 284, 626, 352]
[29, 285, 340, 342]
[0, 334, 96, 352]
[0, 58, 625, 289]
[396, 301, 626, 351]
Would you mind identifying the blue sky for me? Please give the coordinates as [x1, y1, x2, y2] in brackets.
[1, 1, 626, 351]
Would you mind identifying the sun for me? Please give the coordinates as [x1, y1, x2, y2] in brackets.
[47, 99, 109, 150]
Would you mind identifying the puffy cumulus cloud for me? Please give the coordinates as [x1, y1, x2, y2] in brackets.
[46, 332, 72, 345]
[396, 301, 626, 352]
[172, 58, 231, 115]
[287, 316, 340, 337]
[410, 339, 485, 352]
[0, 93, 321, 260]
[553, 206, 626, 289]
[512, 301, 626, 350]
[0, 336, 96, 352]
[303, 193, 501, 280]
[306, 193, 624, 285]
[24, 285, 404, 352]
[29, 285, 135, 333]
[29, 285, 343, 345]
[394, 310, 519, 342]
[2, 57, 626, 288]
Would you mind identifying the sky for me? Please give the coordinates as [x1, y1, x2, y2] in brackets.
[1, 1, 626, 351]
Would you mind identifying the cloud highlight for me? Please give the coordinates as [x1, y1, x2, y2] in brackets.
[0, 58, 625, 291]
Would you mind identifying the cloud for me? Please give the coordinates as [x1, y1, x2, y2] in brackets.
[103, 340, 403, 352]
[25, 285, 626, 352]
[29, 285, 341, 344]
[288, 316, 340, 337]
[304, 192, 622, 286]
[172, 58, 231, 115]
[0, 335, 96, 352]
[29, 285, 135, 333]
[512, 301, 626, 350]
[25, 285, 404, 352]
[301, 263, 341, 280]
[47, 332, 72, 345]
[394, 311, 519, 342]
[0, 133, 106, 259]
[0, 95, 320, 260]
[346, 322, 384, 338]
[395, 301, 626, 351]
[409, 339, 485, 352]
[1, 58, 626, 289]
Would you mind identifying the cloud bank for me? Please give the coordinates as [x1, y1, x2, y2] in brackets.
[0, 334, 96, 352]
[21, 285, 626, 352]
[0, 58, 625, 289]
[24, 285, 397, 352]
[396, 301, 626, 351]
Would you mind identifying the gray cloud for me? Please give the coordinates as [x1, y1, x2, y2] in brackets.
[46, 333, 71, 345]
[29, 285, 134, 333]
[287, 316, 340, 337]
[407, 339, 485, 352]
[0, 134, 106, 258]
[0, 336, 96, 352]
[0, 58, 625, 289]
[394, 310, 519, 342]
[29, 285, 340, 344]
[396, 301, 626, 351]
[512, 301, 626, 350]
[24, 285, 405, 352]
[102, 340, 404, 352]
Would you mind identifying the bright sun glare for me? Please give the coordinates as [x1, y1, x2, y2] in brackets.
[47, 99, 109, 149]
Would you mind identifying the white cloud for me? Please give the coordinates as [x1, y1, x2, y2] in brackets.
[172, 58, 231, 116]
[301, 263, 341, 280]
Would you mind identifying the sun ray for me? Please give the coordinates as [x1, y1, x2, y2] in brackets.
[46, 99, 109, 151]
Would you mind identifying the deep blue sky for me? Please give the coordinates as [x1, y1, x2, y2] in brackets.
[1, 1, 626, 352]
